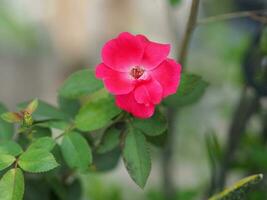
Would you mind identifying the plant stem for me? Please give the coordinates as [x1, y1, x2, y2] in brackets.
[162, 0, 200, 199]
[179, 0, 200, 66]
[197, 9, 267, 25]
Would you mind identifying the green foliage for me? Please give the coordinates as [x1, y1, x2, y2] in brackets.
[75, 96, 121, 131]
[0, 141, 23, 157]
[58, 96, 80, 118]
[0, 103, 14, 140]
[0, 168, 24, 200]
[1, 112, 22, 123]
[0, 154, 15, 171]
[27, 137, 56, 152]
[209, 174, 263, 200]
[132, 110, 167, 136]
[18, 149, 59, 173]
[60, 132, 92, 171]
[164, 73, 208, 107]
[123, 127, 151, 188]
[58, 69, 103, 99]
[18, 100, 68, 121]
[97, 125, 121, 154]
[93, 148, 121, 172]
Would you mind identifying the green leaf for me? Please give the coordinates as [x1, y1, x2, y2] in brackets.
[27, 137, 56, 152]
[75, 96, 121, 131]
[1, 112, 22, 123]
[58, 96, 80, 118]
[132, 110, 167, 136]
[0, 103, 14, 140]
[60, 132, 92, 170]
[36, 120, 69, 130]
[25, 99, 38, 114]
[94, 148, 121, 172]
[209, 174, 263, 200]
[164, 73, 208, 107]
[18, 100, 68, 121]
[0, 154, 16, 171]
[59, 69, 103, 99]
[97, 125, 121, 154]
[123, 127, 151, 188]
[0, 141, 23, 156]
[146, 131, 168, 148]
[0, 168, 24, 200]
[18, 149, 59, 173]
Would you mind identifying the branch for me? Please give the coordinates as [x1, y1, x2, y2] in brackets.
[198, 9, 267, 25]
[178, 0, 200, 66]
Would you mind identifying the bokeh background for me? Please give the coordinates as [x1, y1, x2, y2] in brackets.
[0, 0, 267, 199]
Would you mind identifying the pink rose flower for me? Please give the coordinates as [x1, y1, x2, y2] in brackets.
[96, 32, 182, 118]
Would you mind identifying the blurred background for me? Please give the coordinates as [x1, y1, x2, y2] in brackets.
[0, 0, 267, 199]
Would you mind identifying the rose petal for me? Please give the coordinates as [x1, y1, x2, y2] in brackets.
[115, 93, 155, 118]
[136, 34, 170, 70]
[134, 78, 163, 104]
[101, 32, 144, 72]
[150, 59, 182, 97]
[96, 63, 134, 95]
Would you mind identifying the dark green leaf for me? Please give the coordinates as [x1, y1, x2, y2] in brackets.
[18, 149, 59, 173]
[59, 69, 103, 99]
[146, 131, 168, 148]
[97, 126, 121, 154]
[0, 168, 24, 200]
[123, 127, 151, 188]
[132, 110, 167, 136]
[94, 148, 121, 172]
[0, 154, 15, 171]
[164, 73, 208, 107]
[58, 96, 80, 118]
[75, 96, 121, 131]
[260, 27, 267, 54]
[60, 132, 92, 170]
[18, 100, 68, 121]
[0, 141, 23, 156]
[0, 103, 14, 140]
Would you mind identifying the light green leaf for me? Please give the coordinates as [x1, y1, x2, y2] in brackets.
[18, 100, 68, 121]
[97, 125, 121, 154]
[123, 127, 151, 188]
[0, 154, 16, 171]
[132, 110, 167, 136]
[164, 73, 208, 107]
[25, 99, 38, 114]
[75, 96, 121, 131]
[60, 132, 92, 170]
[0, 141, 23, 156]
[18, 149, 59, 173]
[1, 112, 22, 123]
[0, 103, 14, 140]
[27, 137, 56, 152]
[209, 174, 263, 200]
[0, 168, 24, 200]
[59, 69, 103, 99]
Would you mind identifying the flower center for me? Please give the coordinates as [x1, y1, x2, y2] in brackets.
[130, 66, 145, 79]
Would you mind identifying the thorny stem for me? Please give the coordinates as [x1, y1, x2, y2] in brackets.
[163, 0, 200, 199]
